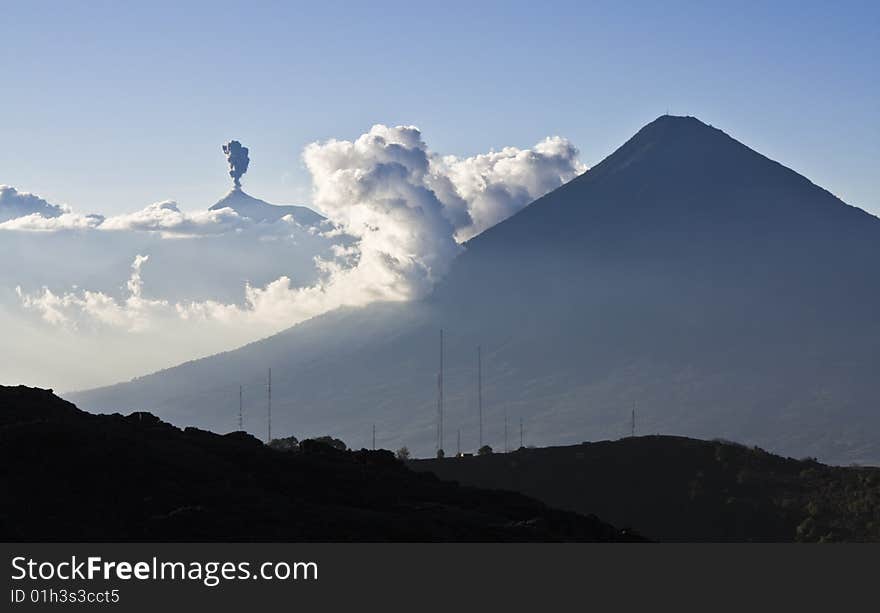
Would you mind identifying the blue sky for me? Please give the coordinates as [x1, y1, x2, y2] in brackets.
[2, 0, 878, 216]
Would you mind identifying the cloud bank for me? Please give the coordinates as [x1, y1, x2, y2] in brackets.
[0, 211, 105, 232]
[0, 185, 66, 222]
[17, 255, 168, 331]
[0, 197, 316, 241]
[99, 200, 250, 237]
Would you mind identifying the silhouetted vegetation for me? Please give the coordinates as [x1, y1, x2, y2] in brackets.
[268, 435, 299, 451]
[303, 435, 347, 451]
[415, 436, 880, 542]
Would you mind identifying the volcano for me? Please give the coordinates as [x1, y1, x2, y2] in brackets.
[209, 186, 324, 226]
[70, 116, 880, 465]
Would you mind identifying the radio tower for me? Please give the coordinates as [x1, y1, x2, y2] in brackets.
[437, 329, 444, 454]
[519, 416, 523, 449]
[372, 424, 376, 450]
[238, 385, 243, 431]
[267, 368, 272, 444]
[504, 410, 509, 453]
[477, 345, 483, 448]
[631, 404, 636, 438]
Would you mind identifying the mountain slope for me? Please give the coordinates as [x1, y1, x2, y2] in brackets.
[69, 116, 880, 465]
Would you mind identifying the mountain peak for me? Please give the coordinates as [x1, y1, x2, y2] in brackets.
[460, 112, 871, 260]
[648, 113, 705, 124]
[645, 113, 706, 127]
[640, 114, 721, 133]
[209, 188, 324, 226]
[600, 114, 736, 170]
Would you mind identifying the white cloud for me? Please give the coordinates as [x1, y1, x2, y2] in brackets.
[0, 212, 105, 232]
[0, 185, 66, 222]
[298, 124, 586, 297]
[17, 255, 171, 331]
[302, 124, 464, 301]
[99, 200, 248, 237]
[430, 135, 586, 241]
[0, 195, 306, 239]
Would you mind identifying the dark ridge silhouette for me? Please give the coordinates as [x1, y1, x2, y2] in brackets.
[412, 437, 880, 542]
[0, 385, 638, 542]
[70, 115, 880, 465]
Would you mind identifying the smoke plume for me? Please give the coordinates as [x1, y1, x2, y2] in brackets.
[222, 140, 250, 188]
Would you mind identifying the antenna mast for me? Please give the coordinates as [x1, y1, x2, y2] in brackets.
[520, 417, 523, 449]
[504, 410, 508, 453]
[631, 404, 635, 438]
[477, 345, 483, 448]
[437, 329, 444, 453]
[267, 368, 272, 444]
[372, 424, 376, 450]
[238, 385, 243, 431]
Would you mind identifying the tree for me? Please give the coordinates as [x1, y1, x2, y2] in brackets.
[268, 435, 299, 451]
[436, 448, 445, 459]
[308, 436, 347, 451]
[396, 446, 411, 460]
[478, 445, 493, 456]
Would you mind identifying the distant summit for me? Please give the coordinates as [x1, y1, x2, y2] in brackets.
[209, 187, 324, 226]
[460, 113, 866, 259]
[214, 139, 324, 225]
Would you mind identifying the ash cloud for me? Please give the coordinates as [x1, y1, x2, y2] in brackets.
[222, 140, 250, 188]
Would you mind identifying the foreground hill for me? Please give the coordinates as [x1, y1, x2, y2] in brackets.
[413, 438, 880, 542]
[70, 115, 880, 465]
[0, 385, 635, 542]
